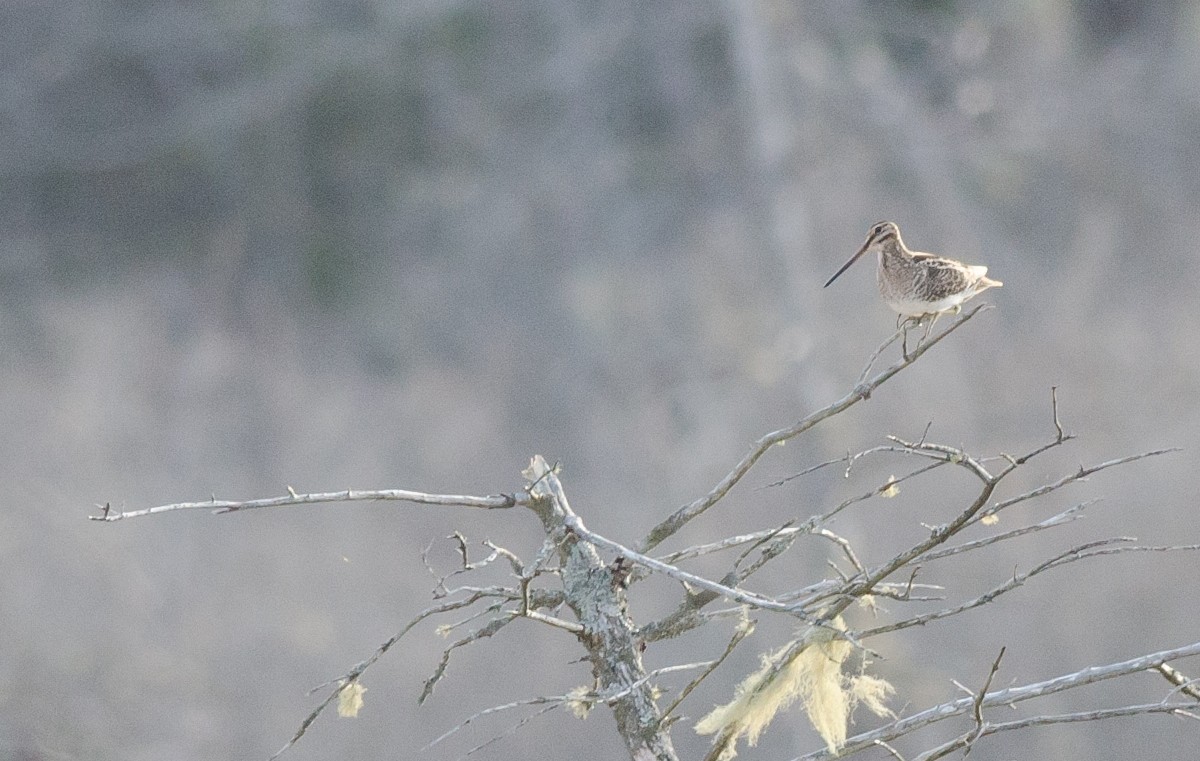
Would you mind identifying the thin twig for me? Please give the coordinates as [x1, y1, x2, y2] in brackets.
[886, 436, 994, 483]
[425, 661, 713, 756]
[420, 614, 517, 704]
[521, 608, 585, 633]
[759, 454, 855, 490]
[990, 449, 1181, 514]
[813, 528, 867, 577]
[658, 526, 805, 565]
[458, 703, 560, 760]
[808, 459, 947, 528]
[805, 470, 1000, 619]
[92, 488, 524, 521]
[990, 386, 1077, 470]
[269, 591, 498, 760]
[434, 599, 510, 639]
[639, 305, 989, 552]
[561, 514, 807, 617]
[796, 640, 1200, 759]
[1051, 386, 1066, 441]
[964, 647, 1006, 757]
[874, 739, 908, 760]
[919, 500, 1100, 562]
[422, 695, 565, 752]
[856, 327, 905, 388]
[734, 521, 802, 578]
[1155, 663, 1200, 701]
[481, 540, 526, 575]
[914, 703, 1196, 761]
[859, 541, 1200, 639]
[658, 614, 755, 725]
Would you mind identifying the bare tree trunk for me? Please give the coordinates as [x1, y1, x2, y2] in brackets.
[526, 458, 679, 761]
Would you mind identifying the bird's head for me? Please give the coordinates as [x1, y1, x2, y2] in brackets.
[824, 221, 903, 288]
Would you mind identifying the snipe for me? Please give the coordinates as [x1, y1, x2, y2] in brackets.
[824, 221, 1001, 328]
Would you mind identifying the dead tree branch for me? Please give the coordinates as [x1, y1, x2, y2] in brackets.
[92, 488, 523, 521]
[797, 640, 1200, 759]
[94, 310, 1197, 761]
[639, 304, 988, 552]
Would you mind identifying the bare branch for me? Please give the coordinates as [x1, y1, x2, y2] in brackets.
[991, 449, 1180, 513]
[434, 599, 511, 638]
[874, 739, 908, 760]
[797, 640, 1200, 759]
[92, 488, 524, 521]
[269, 591, 499, 760]
[760, 454, 857, 490]
[561, 513, 807, 617]
[803, 475, 1000, 619]
[657, 525, 805, 565]
[964, 647, 1005, 757]
[913, 703, 1196, 761]
[421, 614, 517, 704]
[1155, 663, 1200, 701]
[459, 703, 561, 759]
[763, 438, 938, 491]
[422, 695, 565, 752]
[855, 326, 905, 387]
[95, 301, 1191, 761]
[426, 535, 529, 598]
[918, 499, 1100, 563]
[639, 305, 989, 552]
[808, 459, 947, 528]
[785, 440, 1177, 670]
[813, 528, 867, 578]
[733, 520, 802, 578]
[658, 612, 755, 726]
[886, 436, 994, 483]
[521, 608, 585, 634]
[450, 531, 472, 567]
[860, 541, 1200, 639]
[561, 512, 875, 669]
[424, 662, 714, 755]
[1051, 386, 1067, 442]
[521, 455, 680, 759]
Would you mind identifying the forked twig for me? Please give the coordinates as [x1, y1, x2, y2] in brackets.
[963, 647, 1006, 757]
[658, 614, 755, 726]
[269, 591, 496, 760]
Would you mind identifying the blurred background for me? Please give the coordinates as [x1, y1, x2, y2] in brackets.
[2, 1, 1198, 759]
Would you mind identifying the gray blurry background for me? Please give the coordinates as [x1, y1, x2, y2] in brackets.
[3, 1, 1199, 759]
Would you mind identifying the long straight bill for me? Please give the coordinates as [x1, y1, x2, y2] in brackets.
[823, 242, 870, 287]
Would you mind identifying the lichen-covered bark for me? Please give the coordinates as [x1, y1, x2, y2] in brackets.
[525, 457, 678, 761]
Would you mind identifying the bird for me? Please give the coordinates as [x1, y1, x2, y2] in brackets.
[823, 221, 1002, 327]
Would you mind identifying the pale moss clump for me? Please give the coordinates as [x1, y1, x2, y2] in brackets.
[565, 685, 594, 719]
[695, 617, 894, 758]
[336, 680, 367, 718]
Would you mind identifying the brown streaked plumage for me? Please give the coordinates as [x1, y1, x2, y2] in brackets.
[824, 221, 1002, 320]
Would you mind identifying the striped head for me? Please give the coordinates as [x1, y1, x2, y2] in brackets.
[823, 221, 904, 288]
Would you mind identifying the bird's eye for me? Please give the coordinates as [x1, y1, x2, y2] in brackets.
[874, 225, 884, 235]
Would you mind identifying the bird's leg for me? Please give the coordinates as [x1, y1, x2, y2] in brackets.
[921, 311, 941, 343]
[901, 316, 919, 361]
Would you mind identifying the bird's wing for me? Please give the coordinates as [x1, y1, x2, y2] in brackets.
[913, 256, 974, 298]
